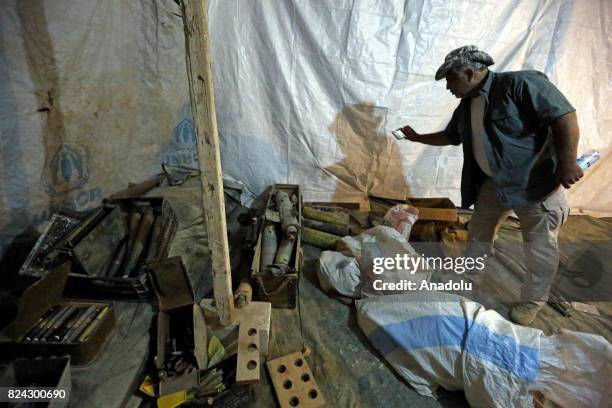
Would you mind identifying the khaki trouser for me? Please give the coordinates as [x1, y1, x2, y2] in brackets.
[467, 178, 570, 302]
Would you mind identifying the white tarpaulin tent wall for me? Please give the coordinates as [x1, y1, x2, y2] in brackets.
[1, 0, 610, 256]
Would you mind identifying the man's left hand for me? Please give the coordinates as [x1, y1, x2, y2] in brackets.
[556, 162, 584, 188]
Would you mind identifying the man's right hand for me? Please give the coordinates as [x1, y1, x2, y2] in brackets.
[399, 125, 421, 142]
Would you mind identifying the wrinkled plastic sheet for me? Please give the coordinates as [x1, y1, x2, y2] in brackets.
[1, 0, 611, 253]
[356, 292, 611, 408]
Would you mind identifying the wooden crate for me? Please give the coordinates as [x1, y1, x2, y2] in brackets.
[251, 184, 302, 309]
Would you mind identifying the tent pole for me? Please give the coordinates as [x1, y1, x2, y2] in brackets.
[180, 0, 234, 325]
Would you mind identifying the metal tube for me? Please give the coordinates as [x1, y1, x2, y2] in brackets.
[260, 222, 278, 270]
[273, 237, 295, 266]
[276, 191, 299, 239]
[123, 207, 155, 277]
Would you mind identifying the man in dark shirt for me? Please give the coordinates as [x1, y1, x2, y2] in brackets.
[399, 45, 583, 325]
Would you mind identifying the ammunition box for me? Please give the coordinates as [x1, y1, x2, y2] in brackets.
[148, 257, 206, 395]
[251, 184, 303, 309]
[18, 197, 178, 301]
[0, 265, 115, 366]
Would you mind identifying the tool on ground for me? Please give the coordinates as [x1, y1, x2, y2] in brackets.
[547, 296, 572, 317]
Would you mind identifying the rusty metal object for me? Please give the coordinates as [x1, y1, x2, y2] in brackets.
[260, 222, 278, 270]
[123, 206, 155, 277]
[276, 191, 299, 240]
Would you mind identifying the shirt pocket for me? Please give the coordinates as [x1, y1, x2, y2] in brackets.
[488, 104, 526, 137]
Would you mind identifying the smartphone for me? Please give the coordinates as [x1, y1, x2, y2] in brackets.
[391, 130, 406, 140]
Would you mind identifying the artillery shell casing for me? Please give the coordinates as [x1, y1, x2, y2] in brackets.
[123, 207, 154, 277]
[61, 305, 98, 343]
[301, 227, 341, 249]
[52, 307, 85, 341]
[276, 191, 299, 239]
[41, 307, 79, 342]
[273, 237, 295, 266]
[126, 211, 142, 256]
[303, 206, 349, 227]
[77, 306, 111, 342]
[302, 218, 349, 236]
[260, 222, 278, 269]
[22, 306, 59, 342]
[106, 240, 127, 277]
[33, 306, 74, 341]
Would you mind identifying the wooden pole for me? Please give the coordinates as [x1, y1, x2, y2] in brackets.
[180, 0, 234, 325]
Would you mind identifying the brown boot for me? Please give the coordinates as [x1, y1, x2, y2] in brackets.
[510, 302, 543, 325]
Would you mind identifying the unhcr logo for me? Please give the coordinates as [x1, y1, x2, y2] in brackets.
[42, 144, 90, 196]
[162, 118, 199, 167]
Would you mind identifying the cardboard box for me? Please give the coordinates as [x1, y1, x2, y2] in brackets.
[0, 264, 115, 366]
[148, 257, 207, 396]
[251, 184, 303, 309]
[405, 197, 458, 222]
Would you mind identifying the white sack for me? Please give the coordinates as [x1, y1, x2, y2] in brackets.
[356, 292, 612, 408]
[335, 225, 431, 297]
[535, 329, 612, 408]
[316, 251, 361, 298]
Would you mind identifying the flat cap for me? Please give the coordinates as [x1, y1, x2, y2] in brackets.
[435, 45, 494, 80]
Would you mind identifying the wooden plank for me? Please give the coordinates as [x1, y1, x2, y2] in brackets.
[180, 0, 234, 325]
[200, 299, 272, 356]
[267, 351, 325, 408]
[406, 197, 458, 222]
[235, 323, 261, 384]
[415, 207, 458, 222]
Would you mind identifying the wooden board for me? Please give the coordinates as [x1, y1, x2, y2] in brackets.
[235, 322, 261, 384]
[266, 351, 325, 408]
[200, 299, 271, 356]
[181, 0, 234, 325]
[406, 197, 458, 222]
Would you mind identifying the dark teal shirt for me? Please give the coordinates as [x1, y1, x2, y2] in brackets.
[445, 70, 575, 209]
